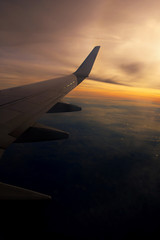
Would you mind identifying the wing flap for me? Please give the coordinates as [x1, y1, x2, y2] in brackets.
[47, 102, 81, 113]
[15, 122, 69, 143]
[0, 182, 51, 200]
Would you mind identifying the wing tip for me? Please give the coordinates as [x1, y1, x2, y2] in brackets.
[95, 45, 101, 49]
[74, 46, 100, 83]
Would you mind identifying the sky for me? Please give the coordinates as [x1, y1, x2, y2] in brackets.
[1, 0, 160, 101]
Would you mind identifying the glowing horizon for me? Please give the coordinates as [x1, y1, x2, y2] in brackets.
[68, 80, 160, 103]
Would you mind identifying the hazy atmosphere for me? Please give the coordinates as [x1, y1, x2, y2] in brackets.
[1, 0, 160, 93]
[1, 0, 160, 239]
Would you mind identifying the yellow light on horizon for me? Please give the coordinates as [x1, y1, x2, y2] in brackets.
[68, 79, 160, 103]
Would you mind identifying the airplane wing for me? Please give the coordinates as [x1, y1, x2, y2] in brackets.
[0, 46, 100, 199]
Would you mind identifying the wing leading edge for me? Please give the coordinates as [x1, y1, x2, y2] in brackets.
[0, 46, 100, 199]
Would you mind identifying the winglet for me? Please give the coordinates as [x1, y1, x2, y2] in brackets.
[74, 46, 100, 83]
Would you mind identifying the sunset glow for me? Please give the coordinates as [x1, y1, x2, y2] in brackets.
[1, 0, 160, 101]
[68, 80, 160, 103]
